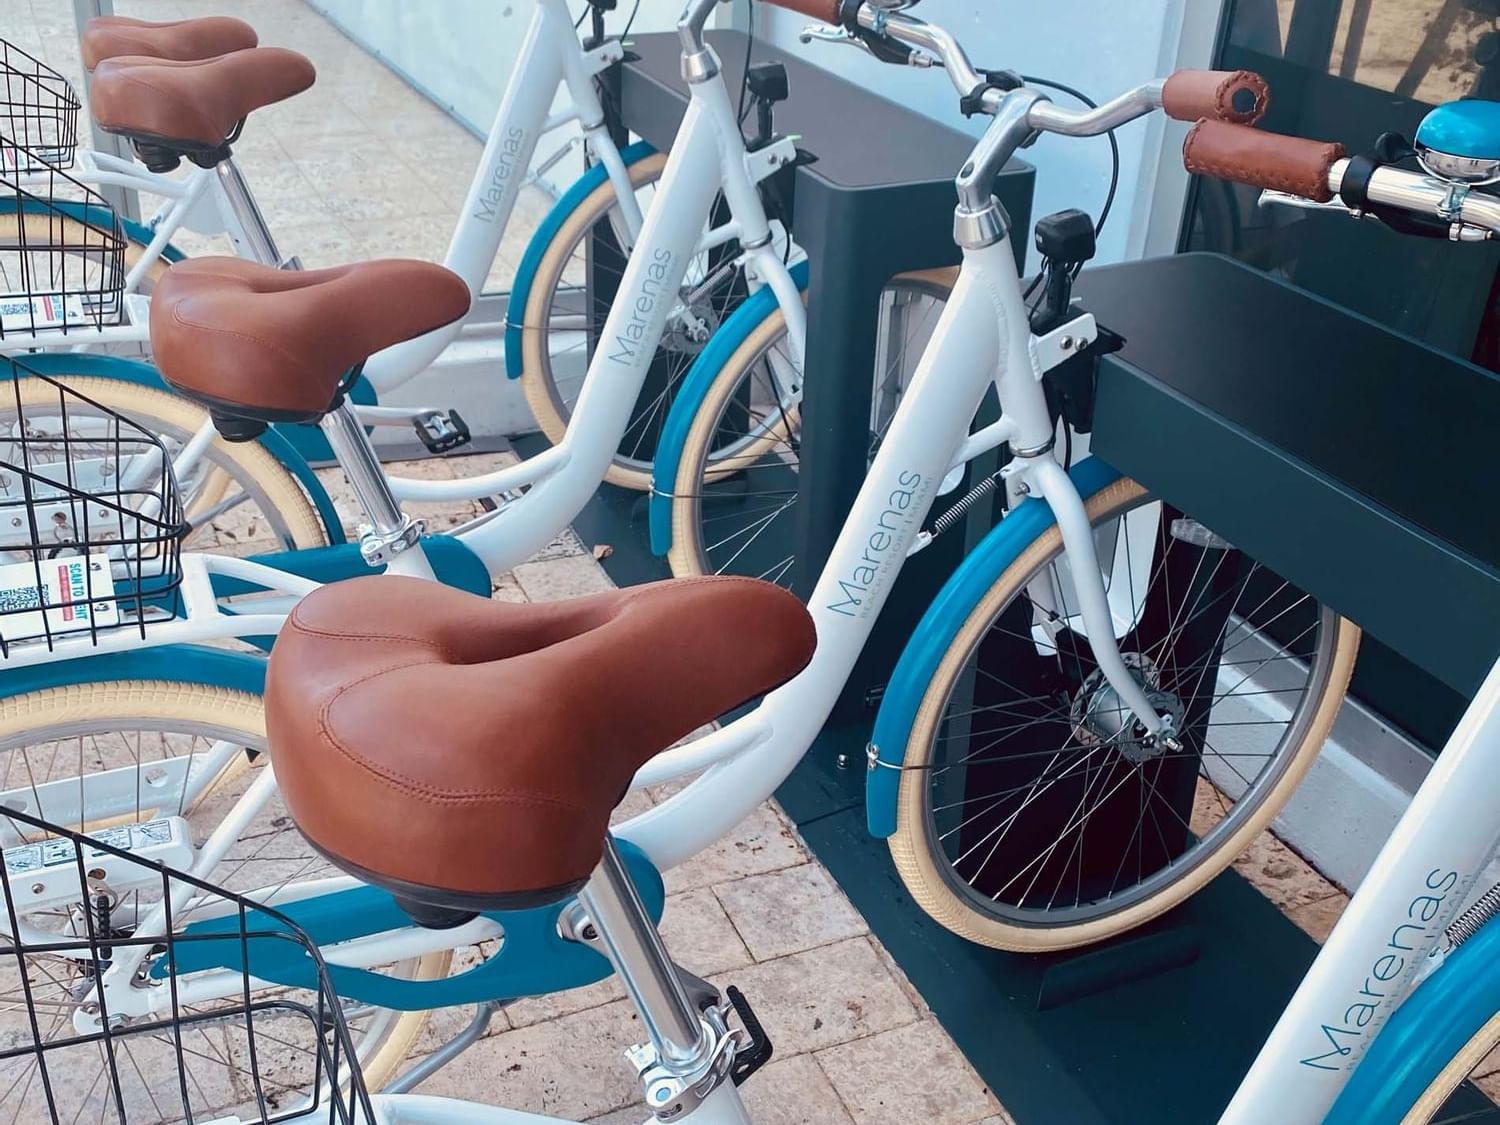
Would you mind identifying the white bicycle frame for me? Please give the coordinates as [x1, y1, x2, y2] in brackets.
[12, 0, 805, 581]
[160, 660, 1500, 1123]
[65, 256, 1500, 1125]
[176, 2, 802, 578]
[0, 0, 804, 1019]
[22, 9, 1498, 1120]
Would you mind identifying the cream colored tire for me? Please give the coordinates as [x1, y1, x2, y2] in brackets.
[667, 271, 954, 578]
[1400, 1013, 1500, 1123]
[666, 301, 799, 578]
[0, 211, 175, 293]
[519, 152, 669, 490]
[0, 679, 446, 1090]
[888, 476, 1361, 952]
[6, 374, 327, 550]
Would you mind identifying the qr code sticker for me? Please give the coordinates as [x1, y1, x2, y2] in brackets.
[0, 586, 42, 614]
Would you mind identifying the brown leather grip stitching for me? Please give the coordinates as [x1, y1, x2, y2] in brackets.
[1163, 68, 1270, 125]
[1182, 120, 1345, 202]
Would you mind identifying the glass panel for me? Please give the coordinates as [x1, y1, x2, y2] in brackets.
[1185, 0, 1500, 359]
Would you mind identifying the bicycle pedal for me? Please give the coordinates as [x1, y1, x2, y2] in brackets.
[725, 985, 773, 1086]
[415, 409, 472, 454]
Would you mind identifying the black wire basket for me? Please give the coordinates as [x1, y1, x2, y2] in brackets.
[0, 39, 80, 172]
[0, 805, 375, 1124]
[0, 133, 125, 336]
[0, 356, 187, 656]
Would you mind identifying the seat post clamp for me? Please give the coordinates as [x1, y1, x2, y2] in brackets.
[358, 516, 426, 568]
[626, 1002, 741, 1121]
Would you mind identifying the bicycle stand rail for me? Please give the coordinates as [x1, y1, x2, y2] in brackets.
[1079, 252, 1500, 701]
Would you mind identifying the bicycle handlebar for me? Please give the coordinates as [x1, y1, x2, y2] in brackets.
[1185, 119, 1500, 238]
[1184, 119, 1346, 202]
[1161, 69, 1269, 125]
[765, 0, 1268, 132]
[766, 0, 840, 20]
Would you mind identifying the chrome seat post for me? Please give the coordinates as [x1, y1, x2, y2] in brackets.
[215, 157, 296, 269]
[574, 837, 740, 1117]
[319, 399, 425, 566]
[579, 838, 710, 1068]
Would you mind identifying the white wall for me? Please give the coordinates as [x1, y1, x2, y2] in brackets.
[758, 0, 1219, 263]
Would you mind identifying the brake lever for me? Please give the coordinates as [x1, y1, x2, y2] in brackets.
[798, 23, 937, 67]
[1257, 189, 1350, 213]
[799, 25, 872, 55]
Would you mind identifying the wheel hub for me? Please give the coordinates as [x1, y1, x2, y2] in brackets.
[1070, 652, 1187, 765]
[661, 296, 722, 357]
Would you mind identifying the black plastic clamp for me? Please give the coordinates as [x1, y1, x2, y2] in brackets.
[960, 68, 1024, 118]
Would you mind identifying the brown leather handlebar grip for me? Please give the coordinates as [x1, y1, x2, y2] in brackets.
[763, 0, 842, 22]
[1163, 69, 1270, 125]
[1183, 120, 1346, 202]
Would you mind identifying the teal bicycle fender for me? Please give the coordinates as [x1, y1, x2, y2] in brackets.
[865, 457, 1124, 838]
[0, 644, 267, 700]
[156, 840, 665, 1011]
[8, 353, 347, 545]
[647, 258, 811, 555]
[1324, 909, 1500, 1123]
[505, 140, 659, 379]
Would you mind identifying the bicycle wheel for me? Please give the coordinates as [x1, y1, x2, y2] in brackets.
[2, 374, 328, 553]
[517, 152, 767, 490]
[888, 474, 1359, 950]
[0, 678, 446, 1095]
[1403, 1019, 1500, 1123]
[667, 270, 954, 583]
[0, 210, 175, 293]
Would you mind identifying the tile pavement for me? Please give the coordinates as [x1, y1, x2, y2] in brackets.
[4, 0, 1465, 1116]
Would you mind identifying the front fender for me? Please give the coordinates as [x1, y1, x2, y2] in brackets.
[1326, 911, 1500, 1123]
[647, 258, 810, 555]
[865, 457, 1124, 838]
[11, 353, 347, 544]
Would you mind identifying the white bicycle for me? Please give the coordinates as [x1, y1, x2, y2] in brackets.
[0, 0, 798, 533]
[0, 3, 956, 591]
[0, 0, 1342, 1077]
[6, 2, 1499, 1120]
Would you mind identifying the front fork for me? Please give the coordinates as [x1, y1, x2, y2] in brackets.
[1006, 452, 1173, 745]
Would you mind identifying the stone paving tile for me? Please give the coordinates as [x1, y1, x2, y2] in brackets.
[663, 801, 811, 895]
[707, 938, 919, 1057]
[817, 1020, 1004, 1125]
[870, 937, 930, 1014]
[490, 574, 529, 602]
[513, 552, 618, 600]
[414, 996, 646, 1120]
[1285, 890, 1350, 943]
[714, 863, 868, 961]
[740, 1053, 860, 1125]
[584, 1105, 653, 1125]
[1231, 827, 1339, 911]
